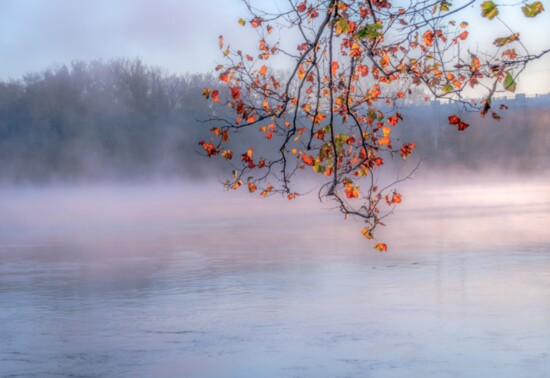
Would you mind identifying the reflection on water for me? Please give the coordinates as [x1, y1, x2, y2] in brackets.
[0, 180, 549, 377]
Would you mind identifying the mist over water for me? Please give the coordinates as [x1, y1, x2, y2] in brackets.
[1, 173, 549, 377]
[0, 57, 549, 378]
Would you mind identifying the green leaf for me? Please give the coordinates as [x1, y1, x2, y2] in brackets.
[313, 163, 325, 173]
[440, 1, 451, 12]
[481, 1, 499, 20]
[355, 24, 383, 39]
[493, 33, 520, 47]
[522, 2, 544, 17]
[335, 18, 350, 34]
[443, 84, 453, 94]
[504, 73, 517, 92]
[367, 109, 377, 121]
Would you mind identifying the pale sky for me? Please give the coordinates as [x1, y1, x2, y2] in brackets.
[0, 0, 548, 94]
[0, 0, 257, 78]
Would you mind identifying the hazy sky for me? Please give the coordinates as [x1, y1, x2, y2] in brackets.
[0, 0, 548, 94]
[0, 0, 257, 78]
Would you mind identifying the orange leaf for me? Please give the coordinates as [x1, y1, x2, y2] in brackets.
[260, 183, 273, 197]
[357, 64, 369, 77]
[259, 39, 268, 52]
[388, 115, 399, 126]
[374, 243, 387, 252]
[423, 30, 434, 46]
[221, 129, 230, 142]
[221, 150, 233, 160]
[400, 143, 416, 159]
[297, 64, 306, 79]
[392, 193, 402, 204]
[380, 54, 390, 68]
[331, 61, 339, 76]
[302, 154, 315, 166]
[259, 65, 267, 75]
[313, 113, 326, 124]
[198, 141, 219, 157]
[345, 185, 359, 199]
[502, 49, 518, 59]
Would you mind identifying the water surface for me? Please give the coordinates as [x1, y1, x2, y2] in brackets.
[1, 180, 549, 377]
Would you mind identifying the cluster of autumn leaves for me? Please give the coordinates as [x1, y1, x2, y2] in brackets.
[199, 0, 544, 251]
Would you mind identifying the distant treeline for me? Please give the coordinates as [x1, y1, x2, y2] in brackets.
[0, 58, 548, 183]
[396, 98, 550, 172]
[0, 59, 229, 182]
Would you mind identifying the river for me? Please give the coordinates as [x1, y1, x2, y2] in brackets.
[1, 177, 549, 377]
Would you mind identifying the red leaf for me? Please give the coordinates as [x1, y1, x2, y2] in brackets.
[211, 90, 220, 103]
[448, 115, 460, 125]
[302, 154, 315, 166]
[230, 86, 240, 100]
[448, 115, 469, 131]
[458, 31, 469, 40]
[388, 115, 399, 126]
[250, 17, 263, 28]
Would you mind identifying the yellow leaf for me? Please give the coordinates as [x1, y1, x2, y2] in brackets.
[361, 227, 374, 239]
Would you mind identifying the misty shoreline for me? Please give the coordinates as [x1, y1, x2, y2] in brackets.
[0, 58, 548, 184]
